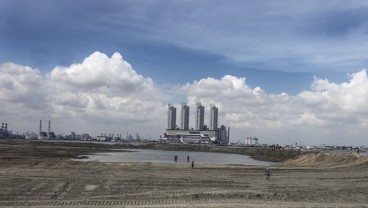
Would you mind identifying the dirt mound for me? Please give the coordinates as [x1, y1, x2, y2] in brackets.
[285, 152, 368, 168]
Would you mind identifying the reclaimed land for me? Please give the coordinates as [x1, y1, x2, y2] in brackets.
[0, 140, 368, 208]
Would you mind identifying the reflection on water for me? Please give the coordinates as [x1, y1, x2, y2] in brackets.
[77, 149, 276, 166]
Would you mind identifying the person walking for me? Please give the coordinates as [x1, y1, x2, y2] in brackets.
[264, 168, 271, 180]
[187, 155, 190, 163]
[174, 155, 178, 162]
[191, 161, 194, 168]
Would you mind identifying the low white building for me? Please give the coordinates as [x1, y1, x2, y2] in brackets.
[96, 136, 110, 142]
[245, 137, 259, 145]
[164, 129, 215, 144]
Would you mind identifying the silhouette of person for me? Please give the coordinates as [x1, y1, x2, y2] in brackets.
[191, 161, 194, 168]
[187, 156, 190, 163]
[265, 168, 271, 180]
[174, 155, 178, 162]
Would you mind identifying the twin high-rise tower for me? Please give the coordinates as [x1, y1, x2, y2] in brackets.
[181, 103, 189, 130]
[209, 104, 218, 130]
[167, 104, 176, 130]
[167, 102, 218, 131]
[196, 103, 205, 130]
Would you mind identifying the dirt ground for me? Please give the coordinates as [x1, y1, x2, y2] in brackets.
[0, 141, 368, 208]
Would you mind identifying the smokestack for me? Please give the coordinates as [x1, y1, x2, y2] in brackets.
[48, 120, 51, 140]
[39, 120, 42, 135]
[227, 127, 230, 140]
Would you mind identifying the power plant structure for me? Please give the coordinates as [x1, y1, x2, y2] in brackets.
[38, 120, 54, 140]
[165, 103, 229, 145]
[0, 122, 22, 139]
[48, 120, 51, 140]
[1, 123, 8, 132]
[0, 123, 9, 138]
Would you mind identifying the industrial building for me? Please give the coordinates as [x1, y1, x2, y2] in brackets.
[164, 129, 215, 144]
[38, 120, 54, 140]
[0, 122, 23, 139]
[217, 125, 230, 145]
[0, 123, 9, 138]
[245, 137, 259, 146]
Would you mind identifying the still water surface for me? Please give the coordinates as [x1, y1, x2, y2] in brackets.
[78, 149, 276, 166]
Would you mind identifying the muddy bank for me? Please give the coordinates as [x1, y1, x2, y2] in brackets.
[0, 139, 126, 165]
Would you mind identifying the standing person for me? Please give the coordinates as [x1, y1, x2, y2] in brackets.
[174, 155, 178, 162]
[187, 155, 190, 163]
[191, 161, 194, 168]
[264, 168, 271, 180]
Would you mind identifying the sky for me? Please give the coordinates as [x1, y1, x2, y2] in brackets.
[1, 0, 368, 145]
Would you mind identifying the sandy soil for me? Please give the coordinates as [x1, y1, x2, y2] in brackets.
[0, 141, 368, 207]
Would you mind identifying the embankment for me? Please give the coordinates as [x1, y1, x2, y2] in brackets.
[285, 152, 368, 168]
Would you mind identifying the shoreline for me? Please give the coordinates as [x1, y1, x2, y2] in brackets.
[75, 151, 278, 167]
[0, 139, 304, 162]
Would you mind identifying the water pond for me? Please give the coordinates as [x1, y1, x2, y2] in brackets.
[76, 149, 276, 166]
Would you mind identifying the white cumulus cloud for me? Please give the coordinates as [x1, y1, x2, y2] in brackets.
[0, 52, 167, 137]
[180, 70, 368, 145]
[1, 52, 368, 145]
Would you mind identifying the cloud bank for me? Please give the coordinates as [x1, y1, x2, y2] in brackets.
[1, 51, 367, 145]
[181, 70, 368, 145]
[0, 52, 166, 137]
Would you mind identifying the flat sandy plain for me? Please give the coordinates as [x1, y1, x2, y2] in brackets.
[0, 141, 368, 208]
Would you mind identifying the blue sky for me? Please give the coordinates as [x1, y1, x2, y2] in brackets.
[1, 0, 368, 145]
[2, 0, 367, 93]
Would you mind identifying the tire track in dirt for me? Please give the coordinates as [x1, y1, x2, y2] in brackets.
[0, 198, 234, 207]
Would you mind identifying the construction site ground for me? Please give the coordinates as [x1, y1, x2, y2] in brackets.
[0, 140, 368, 208]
